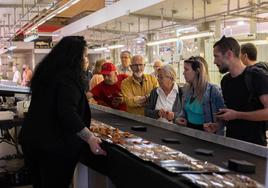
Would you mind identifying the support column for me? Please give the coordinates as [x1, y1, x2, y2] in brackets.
[197, 22, 210, 57]
[215, 20, 221, 39]
[249, 18, 256, 34]
[146, 33, 157, 64]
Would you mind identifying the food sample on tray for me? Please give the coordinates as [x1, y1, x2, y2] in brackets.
[155, 160, 192, 173]
[182, 173, 263, 188]
[124, 143, 176, 161]
[90, 119, 260, 186]
[90, 119, 133, 144]
[154, 159, 228, 174]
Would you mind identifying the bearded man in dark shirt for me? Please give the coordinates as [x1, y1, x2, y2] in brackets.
[213, 36, 268, 146]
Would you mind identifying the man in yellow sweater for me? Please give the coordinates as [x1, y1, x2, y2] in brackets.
[121, 55, 158, 115]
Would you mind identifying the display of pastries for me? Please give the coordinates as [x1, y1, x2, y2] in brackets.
[90, 119, 263, 188]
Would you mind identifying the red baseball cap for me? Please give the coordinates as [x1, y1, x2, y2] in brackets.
[101, 62, 116, 75]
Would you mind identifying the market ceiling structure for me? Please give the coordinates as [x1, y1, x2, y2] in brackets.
[0, 0, 105, 42]
[1, 0, 268, 45]
[58, 0, 268, 45]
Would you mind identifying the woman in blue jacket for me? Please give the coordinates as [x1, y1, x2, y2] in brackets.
[176, 56, 225, 135]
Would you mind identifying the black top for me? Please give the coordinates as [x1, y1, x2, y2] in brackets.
[19, 71, 91, 157]
[221, 69, 268, 146]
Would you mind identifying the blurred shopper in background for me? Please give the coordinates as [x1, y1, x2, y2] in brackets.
[21, 64, 32, 87]
[241, 42, 268, 71]
[121, 55, 158, 115]
[145, 64, 182, 123]
[19, 36, 106, 188]
[176, 56, 225, 135]
[241, 42, 257, 66]
[82, 53, 91, 92]
[213, 36, 268, 146]
[150, 59, 163, 77]
[117, 51, 132, 76]
[12, 65, 21, 85]
[91, 62, 128, 111]
[89, 59, 105, 90]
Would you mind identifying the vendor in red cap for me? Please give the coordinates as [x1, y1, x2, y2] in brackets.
[91, 62, 128, 111]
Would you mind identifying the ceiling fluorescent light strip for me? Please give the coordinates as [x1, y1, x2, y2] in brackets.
[45, 14, 56, 21]
[108, 44, 125, 49]
[177, 26, 197, 33]
[24, 34, 39, 42]
[240, 40, 268, 45]
[93, 47, 107, 52]
[7, 46, 17, 51]
[93, 44, 125, 51]
[146, 31, 214, 46]
[71, 0, 80, 5]
[146, 38, 178, 46]
[179, 31, 214, 40]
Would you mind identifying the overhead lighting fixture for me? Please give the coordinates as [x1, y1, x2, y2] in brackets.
[24, 34, 39, 42]
[179, 31, 214, 40]
[93, 44, 125, 51]
[71, 0, 80, 5]
[7, 45, 17, 51]
[45, 14, 56, 21]
[237, 21, 245, 26]
[240, 40, 268, 45]
[146, 31, 214, 46]
[146, 38, 178, 46]
[107, 44, 125, 49]
[177, 26, 197, 33]
[93, 47, 108, 52]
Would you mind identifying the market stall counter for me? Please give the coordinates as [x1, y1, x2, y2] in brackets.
[78, 104, 268, 188]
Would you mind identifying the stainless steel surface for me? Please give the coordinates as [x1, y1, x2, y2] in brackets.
[91, 104, 268, 158]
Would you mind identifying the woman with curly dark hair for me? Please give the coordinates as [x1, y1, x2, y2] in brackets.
[19, 36, 106, 188]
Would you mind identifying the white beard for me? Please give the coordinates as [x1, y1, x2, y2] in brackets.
[133, 72, 143, 78]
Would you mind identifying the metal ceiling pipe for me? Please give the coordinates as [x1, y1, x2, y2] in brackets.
[227, 0, 230, 15]
[7, 14, 11, 35]
[0, 24, 2, 39]
[147, 18, 150, 32]
[135, 2, 268, 36]
[160, 8, 164, 28]
[192, 0, 194, 20]
[22, 0, 25, 16]
[11, 0, 59, 39]
[138, 16, 141, 33]
[193, 1, 268, 22]
[204, 0, 207, 22]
